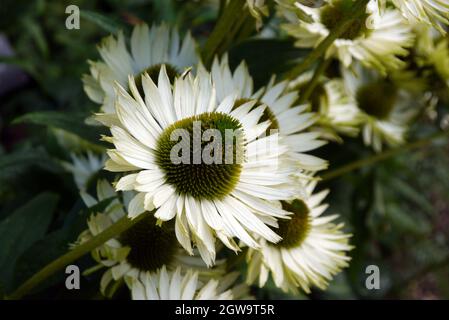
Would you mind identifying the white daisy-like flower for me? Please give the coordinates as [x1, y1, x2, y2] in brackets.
[62, 151, 106, 191]
[415, 26, 449, 87]
[127, 266, 250, 300]
[342, 63, 424, 152]
[75, 180, 208, 298]
[209, 55, 328, 173]
[83, 23, 199, 121]
[380, 0, 449, 34]
[313, 79, 362, 142]
[279, 0, 414, 73]
[426, 41, 449, 92]
[246, 0, 269, 27]
[103, 65, 298, 265]
[246, 180, 352, 294]
[275, 0, 322, 24]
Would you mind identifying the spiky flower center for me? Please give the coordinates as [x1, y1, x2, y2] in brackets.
[356, 81, 398, 119]
[234, 98, 279, 132]
[320, 0, 370, 40]
[134, 63, 179, 94]
[120, 214, 177, 272]
[272, 199, 311, 248]
[155, 112, 245, 200]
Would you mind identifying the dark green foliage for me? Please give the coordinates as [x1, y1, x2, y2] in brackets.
[228, 39, 310, 89]
[0, 193, 59, 292]
[14, 111, 108, 147]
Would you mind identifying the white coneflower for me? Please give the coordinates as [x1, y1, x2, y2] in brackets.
[209, 55, 328, 173]
[415, 26, 449, 87]
[279, 0, 414, 74]
[427, 42, 449, 90]
[312, 79, 362, 143]
[102, 66, 297, 265]
[75, 180, 207, 298]
[246, 180, 352, 294]
[381, 0, 449, 34]
[342, 63, 424, 152]
[246, 0, 269, 27]
[127, 266, 250, 300]
[83, 23, 199, 123]
[61, 151, 106, 191]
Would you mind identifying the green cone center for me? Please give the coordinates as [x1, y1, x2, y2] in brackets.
[120, 214, 177, 272]
[155, 112, 245, 200]
[272, 199, 311, 248]
[356, 81, 398, 119]
[320, 0, 370, 40]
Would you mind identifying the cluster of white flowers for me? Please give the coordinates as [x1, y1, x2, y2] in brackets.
[278, 0, 448, 151]
[66, 0, 448, 300]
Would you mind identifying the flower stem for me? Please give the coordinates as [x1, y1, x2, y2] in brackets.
[202, 0, 246, 67]
[297, 58, 331, 105]
[8, 212, 149, 300]
[320, 131, 449, 182]
[234, 14, 257, 44]
[216, 6, 251, 56]
[287, 0, 369, 79]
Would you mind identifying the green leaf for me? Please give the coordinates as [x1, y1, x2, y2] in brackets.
[390, 178, 434, 215]
[13, 196, 116, 293]
[81, 10, 123, 34]
[0, 148, 63, 182]
[385, 204, 431, 235]
[0, 148, 64, 201]
[228, 39, 310, 88]
[0, 56, 36, 75]
[0, 0, 34, 30]
[14, 111, 108, 147]
[23, 17, 49, 57]
[14, 229, 71, 291]
[152, 0, 176, 23]
[0, 192, 59, 292]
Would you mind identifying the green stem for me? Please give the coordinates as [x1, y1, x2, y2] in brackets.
[321, 131, 449, 182]
[297, 58, 331, 105]
[202, 0, 246, 67]
[218, 0, 226, 18]
[230, 13, 256, 46]
[287, 0, 369, 79]
[8, 212, 149, 300]
[216, 6, 250, 56]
